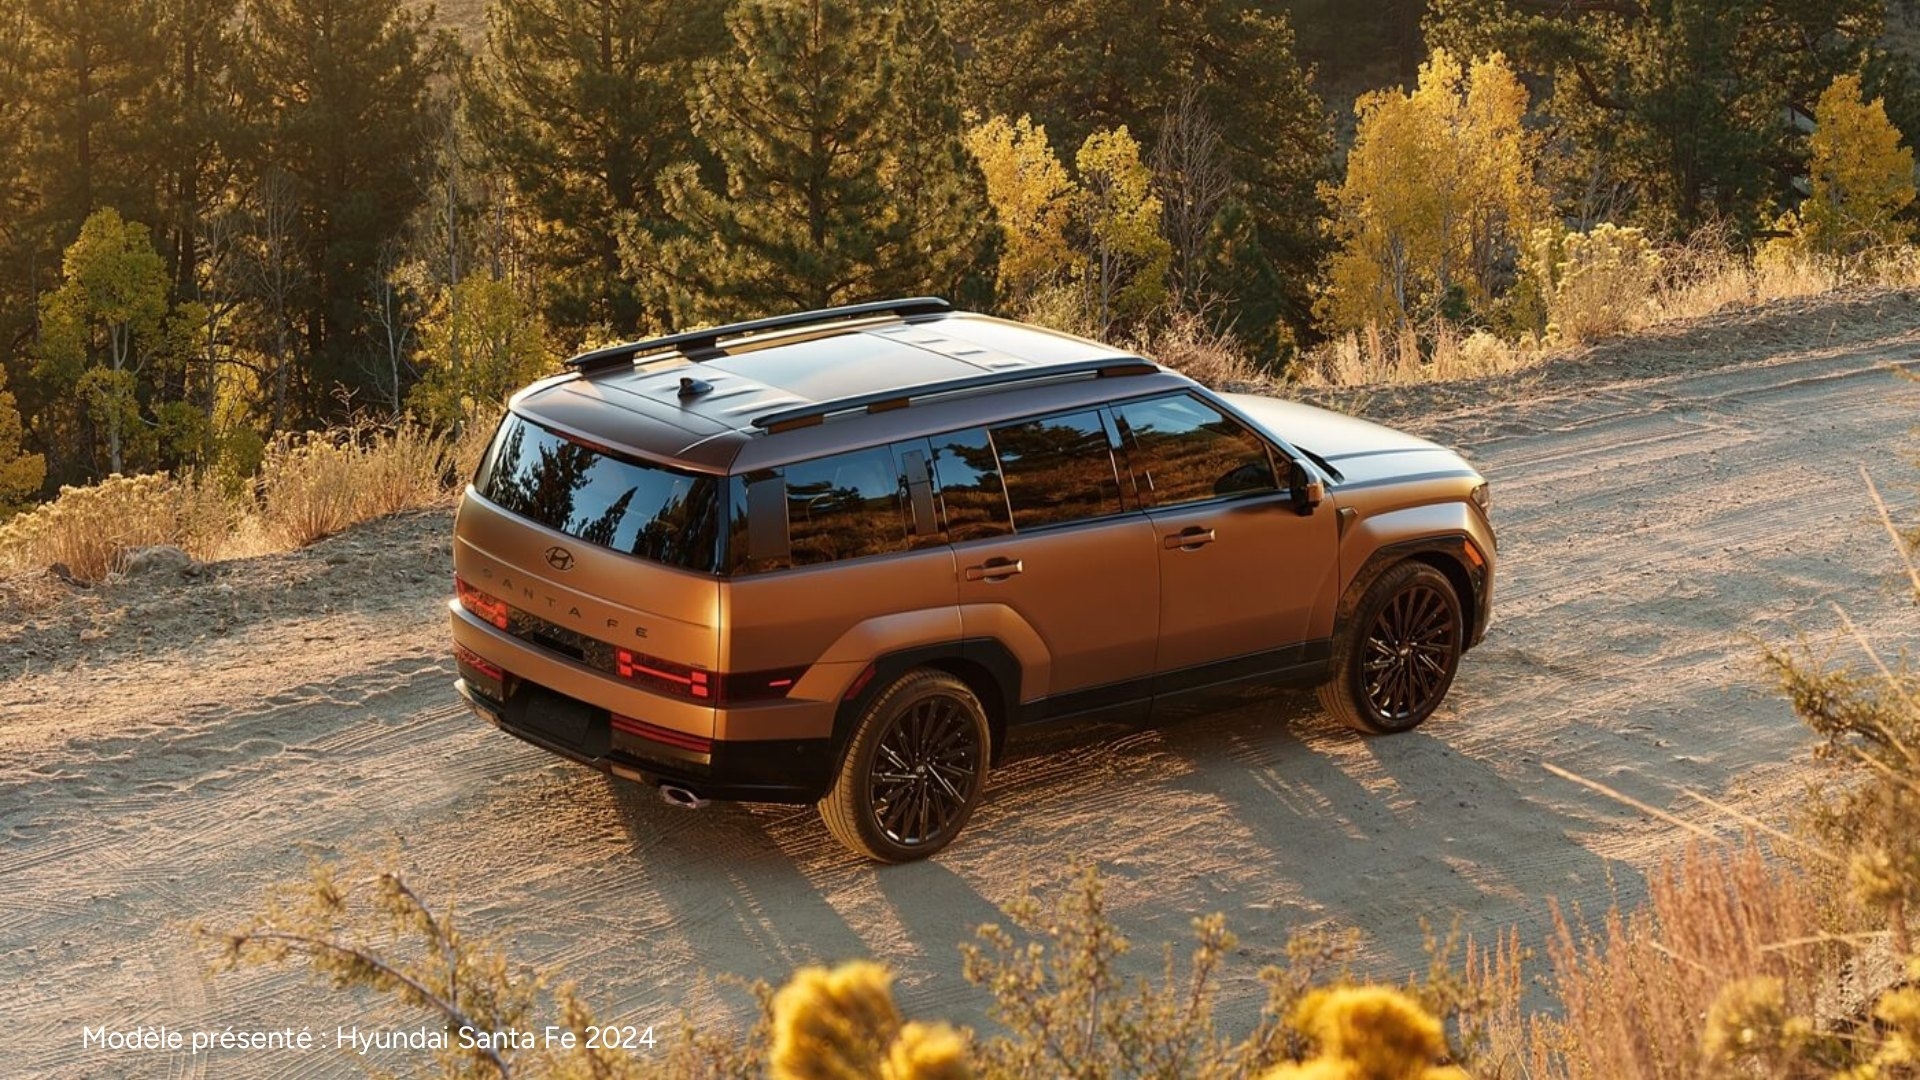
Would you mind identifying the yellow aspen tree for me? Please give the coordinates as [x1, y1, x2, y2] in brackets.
[1319, 49, 1544, 333]
[1073, 125, 1171, 332]
[963, 114, 1077, 305]
[1803, 72, 1916, 257]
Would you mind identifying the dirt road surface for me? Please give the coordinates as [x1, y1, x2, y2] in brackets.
[6, 291, 1920, 1076]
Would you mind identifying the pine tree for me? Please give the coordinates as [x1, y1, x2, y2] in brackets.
[885, 0, 995, 307]
[657, 0, 980, 323]
[18, 0, 164, 240]
[237, 0, 449, 418]
[467, 0, 727, 339]
[153, 0, 245, 302]
[1802, 73, 1916, 257]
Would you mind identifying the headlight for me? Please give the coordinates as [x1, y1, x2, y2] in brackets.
[1469, 482, 1490, 514]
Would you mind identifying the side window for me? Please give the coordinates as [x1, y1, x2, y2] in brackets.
[726, 446, 910, 573]
[930, 428, 1014, 542]
[991, 410, 1126, 529]
[782, 446, 908, 566]
[1114, 394, 1278, 508]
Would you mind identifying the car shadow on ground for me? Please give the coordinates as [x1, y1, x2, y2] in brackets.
[582, 682, 1641, 1027]
[1154, 687, 1643, 972]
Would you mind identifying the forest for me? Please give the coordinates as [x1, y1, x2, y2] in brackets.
[0, 0, 1917, 515]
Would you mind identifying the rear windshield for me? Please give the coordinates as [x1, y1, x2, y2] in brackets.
[474, 413, 724, 573]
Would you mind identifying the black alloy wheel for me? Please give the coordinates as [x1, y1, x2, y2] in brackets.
[1319, 561, 1464, 734]
[819, 668, 991, 862]
[1361, 582, 1458, 725]
[867, 694, 982, 848]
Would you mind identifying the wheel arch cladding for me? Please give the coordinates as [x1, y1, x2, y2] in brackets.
[831, 639, 1020, 766]
[1409, 550, 1477, 644]
[1343, 537, 1482, 647]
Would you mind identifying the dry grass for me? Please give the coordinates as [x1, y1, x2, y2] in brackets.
[1127, 309, 1267, 388]
[1294, 239, 1920, 388]
[1528, 844, 1845, 1080]
[0, 421, 474, 583]
[0, 472, 241, 581]
[260, 425, 451, 548]
[1294, 322, 1539, 387]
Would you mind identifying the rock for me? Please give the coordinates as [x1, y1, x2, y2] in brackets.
[122, 545, 199, 579]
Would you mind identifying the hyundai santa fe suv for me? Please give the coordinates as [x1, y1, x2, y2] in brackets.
[449, 297, 1495, 861]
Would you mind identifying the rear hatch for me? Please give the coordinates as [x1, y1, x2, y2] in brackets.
[454, 410, 726, 733]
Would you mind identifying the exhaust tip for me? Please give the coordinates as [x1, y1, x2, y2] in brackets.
[659, 784, 709, 810]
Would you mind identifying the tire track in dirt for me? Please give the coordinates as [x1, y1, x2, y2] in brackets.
[6, 315, 1920, 1076]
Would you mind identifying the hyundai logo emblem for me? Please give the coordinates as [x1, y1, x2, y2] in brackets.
[544, 545, 576, 571]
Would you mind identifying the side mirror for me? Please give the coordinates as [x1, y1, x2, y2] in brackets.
[1289, 460, 1324, 514]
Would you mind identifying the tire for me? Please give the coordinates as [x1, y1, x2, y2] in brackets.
[819, 668, 991, 863]
[1317, 561, 1463, 734]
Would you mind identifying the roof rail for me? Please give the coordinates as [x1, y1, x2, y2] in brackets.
[750, 357, 1160, 432]
[565, 297, 953, 375]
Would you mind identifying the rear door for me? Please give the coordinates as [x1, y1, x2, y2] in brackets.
[943, 413, 1159, 711]
[1111, 393, 1338, 682]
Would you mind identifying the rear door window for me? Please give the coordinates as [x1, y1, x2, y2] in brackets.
[726, 444, 916, 573]
[930, 427, 1014, 542]
[1113, 394, 1278, 508]
[476, 413, 723, 572]
[990, 410, 1127, 529]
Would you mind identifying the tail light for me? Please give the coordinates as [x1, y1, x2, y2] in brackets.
[610, 713, 713, 754]
[614, 646, 804, 705]
[454, 644, 505, 681]
[455, 575, 509, 630]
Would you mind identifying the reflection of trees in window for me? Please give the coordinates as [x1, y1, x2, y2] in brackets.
[993, 412, 1122, 529]
[578, 487, 633, 548]
[1118, 398, 1275, 507]
[784, 448, 908, 566]
[478, 417, 722, 572]
[933, 429, 1013, 541]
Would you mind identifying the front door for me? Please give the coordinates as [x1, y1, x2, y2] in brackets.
[1112, 393, 1339, 683]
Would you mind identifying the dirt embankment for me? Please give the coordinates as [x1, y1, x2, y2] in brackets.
[4, 288, 1920, 1076]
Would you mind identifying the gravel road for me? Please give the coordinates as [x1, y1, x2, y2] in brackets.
[5, 292, 1920, 1076]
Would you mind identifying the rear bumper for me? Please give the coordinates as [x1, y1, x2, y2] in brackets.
[457, 677, 835, 804]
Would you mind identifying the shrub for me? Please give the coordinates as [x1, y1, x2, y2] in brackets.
[258, 424, 451, 548]
[0, 471, 239, 581]
[1532, 224, 1662, 344]
[1261, 986, 1468, 1080]
[770, 962, 969, 1080]
[1127, 310, 1265, 388]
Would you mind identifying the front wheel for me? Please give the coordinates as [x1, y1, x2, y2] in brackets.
[1318, 561, 1463, 734]
[819, 669, 990, 862]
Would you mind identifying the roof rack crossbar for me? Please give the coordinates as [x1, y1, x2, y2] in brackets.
[749, 357, 1159, 432]
[565, 297, 953, 374]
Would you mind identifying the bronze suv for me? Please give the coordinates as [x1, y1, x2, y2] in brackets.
[449, 299, 1495, 862]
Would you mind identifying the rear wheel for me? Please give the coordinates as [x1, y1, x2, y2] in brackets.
[819, 669, 990, 862]
[1318, 561, 1463, 734]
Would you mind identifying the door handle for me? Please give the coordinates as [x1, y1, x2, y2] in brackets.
[1163, 527, 1217, 550]
[964, 557, 1024, 581]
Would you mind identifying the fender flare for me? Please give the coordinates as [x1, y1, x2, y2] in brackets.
[1338, 534, 1490, 648]
[828, 638, 1024, 766]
